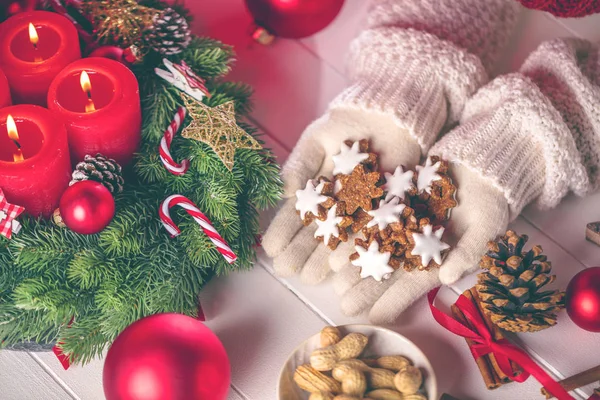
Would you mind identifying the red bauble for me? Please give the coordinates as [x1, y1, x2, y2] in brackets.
[245, 0, 345, 39]
[103, 313, 231, 400]
[517, 0, 600, 18]
[1, 0, 36, 22]
[566, 267, 600, 332]
[59, 180, 115, 235]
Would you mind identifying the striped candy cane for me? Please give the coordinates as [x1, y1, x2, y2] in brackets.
[159, 107, 190, 175]
[159, 195, 237, 264]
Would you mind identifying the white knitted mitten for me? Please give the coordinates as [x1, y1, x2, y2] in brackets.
[263, 110, 421, 283]
[335, 38, 600, 324]
[332, 164, 509, 322]
[263, 0, 519, 284]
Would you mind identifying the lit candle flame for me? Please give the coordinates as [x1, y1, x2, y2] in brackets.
[28, 23, 39, 47]
[80, 71, 96, 113]
[6, 114, 24, 162]
[28, 23, 42, 62]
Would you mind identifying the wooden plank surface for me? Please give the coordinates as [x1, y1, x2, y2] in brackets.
[29, 352, 105, 400]
[3, 1, 600, 399]
[0, 351, 74, 400]
[197, 266, 331, 400]
[227, 388, 246, 400]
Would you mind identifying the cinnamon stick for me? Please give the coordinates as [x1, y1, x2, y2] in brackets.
[468, 287, 524, 381]
[451, 303, 500, 389]
[541, 365, 600, 399]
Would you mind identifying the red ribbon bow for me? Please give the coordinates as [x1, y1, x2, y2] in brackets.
[428, 287, 575, 400]
[0, 189, 24, 239]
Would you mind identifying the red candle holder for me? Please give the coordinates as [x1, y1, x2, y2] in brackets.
[0, 11, 81, 106]
[0, 105, 71, 217]
[48, 57, 142, 166]
[0, 68, 11, 108]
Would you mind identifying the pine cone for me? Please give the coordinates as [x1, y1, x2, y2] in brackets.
[476, 230, 565, 333]
[70, 154, 124, 194]
[146, 8, 191, 55]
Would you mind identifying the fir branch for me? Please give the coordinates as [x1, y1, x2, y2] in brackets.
[235, 148, 284, 209]
[0, 305, 61, 346]
[12, 277, 80, 322]
[205, 81, 253, 116]
[67, 249, 115, 290]
[177, 37, 234, 79]
[133, 144, 171, 184]
[179, 220, 222, 267]
[95, 266, 149, 339]
[164, 169, 196, 195]
[58, 315, 107, 365]
[0, 2, 283, 364]
[140, 82, 183, 142]
[99, 201, 158, 258]
[191, 178, 239, 223]
[9, 220, 89, 273]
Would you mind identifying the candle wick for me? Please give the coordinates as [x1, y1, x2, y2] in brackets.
[85, 92, 96, 113]
[32, 44, 43, 62]
[11, 139, 21, 150]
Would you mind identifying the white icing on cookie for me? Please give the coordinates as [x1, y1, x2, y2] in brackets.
[367, 197, 406, 230]
[334, 180, 342, 195]
[332, 141, 369, 175]
[383, 166, 414, 201]
[314, 204, 343, 245]
[415, 157, 442, 194]
[411, 225, 450, 266]
[295, 180, 328, 219]
[351, 241, 394, 282]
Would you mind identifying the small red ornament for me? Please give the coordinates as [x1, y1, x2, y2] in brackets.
[245, 0, 344, 39]
[0, 0, 36, 22]
[566, 267, 600, 332]
[103, 313, 230, 400]
[59, 180, 115, 235]
[517, 0, 600, 18]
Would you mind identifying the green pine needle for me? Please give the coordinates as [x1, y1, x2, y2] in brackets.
[0, 6, 283, 364]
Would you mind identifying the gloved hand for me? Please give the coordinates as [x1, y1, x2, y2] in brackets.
[331, 163, 509, 323]
[262, 109, 421, 284]
[332, 38, 600, 324]
[263, 0, 518, 284]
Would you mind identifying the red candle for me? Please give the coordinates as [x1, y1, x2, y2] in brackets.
[0, 11, 81, 106]
[0, 105, 71, 217]
[47, 57, 141, 166]
[0, 68, 11, 108]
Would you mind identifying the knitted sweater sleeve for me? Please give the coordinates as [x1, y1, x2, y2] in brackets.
[431, 38, 600, 219]
[330, 0, 519, 153]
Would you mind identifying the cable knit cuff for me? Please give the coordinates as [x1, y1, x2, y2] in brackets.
[521, 38, 600, 192]
[330, 27, 488, 153]
[431, 74, 587, 219]
[330, 56, 446, 153]
[365, 0, 519, 73]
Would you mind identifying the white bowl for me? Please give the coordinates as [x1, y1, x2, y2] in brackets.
[278, 324, 438, 400]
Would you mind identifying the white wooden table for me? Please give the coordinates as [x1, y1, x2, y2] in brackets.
[2, 2, 600, 399]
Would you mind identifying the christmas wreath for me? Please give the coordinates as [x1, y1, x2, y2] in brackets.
[0, 0, 282, 364]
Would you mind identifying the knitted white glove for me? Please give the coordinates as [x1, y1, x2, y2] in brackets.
[262, 109, 421, 283]
[332, 164, 509, 323]
[263, 0, 518, 284]
[334, 38, 600, 324]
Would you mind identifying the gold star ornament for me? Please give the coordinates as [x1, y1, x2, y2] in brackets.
[180, 93, 262, 171]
